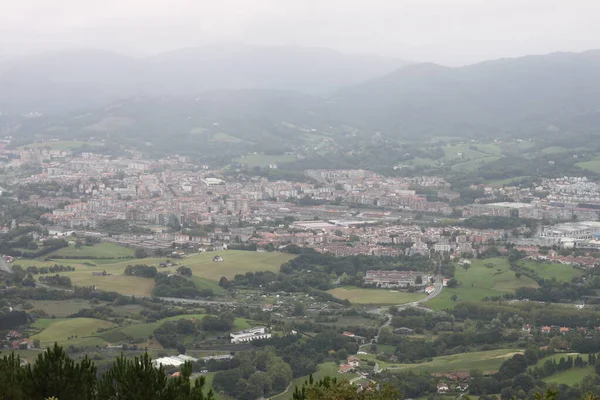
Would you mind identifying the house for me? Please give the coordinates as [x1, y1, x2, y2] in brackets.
[522, 324, 533, 333]
[437, 383, 450, 394]
[389, 355, 398, 362]
[425, 286, 435, 294]
[559, 327, 570, 334]
[212, 255, 223, 262]
[6, 330, 22, 340]
[457, 383, 469, 392]
[394, 327, 414, 335]
[342, 331, 355, 338]
[230, 327, 271, 344]
[541, 326, 552, 334]
[12, 339, 32, 350]
[347, 356, 360, 367]
[338, 364, 354, 373]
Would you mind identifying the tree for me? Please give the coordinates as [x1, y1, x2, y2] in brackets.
[218, 276, 230, 288]
[515, 272, 522, 279]
[293, 302, 306, 316]
[293, 376, 400, 400]
[177, 266, 192, 277]
[135, 248, 148, 259]
[177, 344, 187, 355]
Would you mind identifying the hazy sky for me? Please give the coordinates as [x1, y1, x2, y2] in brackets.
[2, 0, 600, 65]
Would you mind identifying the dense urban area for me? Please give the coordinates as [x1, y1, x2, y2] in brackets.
[3, 136, 600, 400]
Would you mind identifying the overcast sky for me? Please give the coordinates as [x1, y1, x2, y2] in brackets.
[2, 0, 600, 65]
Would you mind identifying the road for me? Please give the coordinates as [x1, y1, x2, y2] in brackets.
[372, 277, 444, 344]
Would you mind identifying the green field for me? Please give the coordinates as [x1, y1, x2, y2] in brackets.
[451, 156, 501, 173]
[427, 258, 539, 310]
[328, 286, 426, 305]
[489, 176, 531, 187]
[35, 250, 294, 296]
[381, 349, 521, 374]
[31, 318, 115, 347]
[542, 366, 594, 385]
[235, 154, 296, 167]
[18, 141, 101, 150]
[518, 260, 583, 282]
[270, 362, 357, 400]
[27, 300, 96, 317]
[48, 242, 135, 259]
[577, 159, 600, 174]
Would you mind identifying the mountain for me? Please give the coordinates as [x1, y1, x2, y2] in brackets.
[7, 49, 600, 158]
[0, 45, 409, 113]
[327, 49, 600, 137]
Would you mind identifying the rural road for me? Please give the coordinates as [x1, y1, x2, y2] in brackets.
[372, 277, 444, 343]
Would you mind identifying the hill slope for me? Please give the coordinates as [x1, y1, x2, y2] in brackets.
[0, 45, 409, 113]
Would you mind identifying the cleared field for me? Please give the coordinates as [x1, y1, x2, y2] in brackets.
[271, 362, 358, 400]
[31, 318, 115, 346]
[577, 159, 600, 174]
[328, 286, 426, 305]
[48, 242, 135, 259]
[18, 141, 101, 150]
[542, 366, 594, 385]
[382, 349, 521, 374]
[235, 154, 296, 167]
[518, 260, 583, 282]
[27, 299, 95, 317]
[451, 156, 500, 173]
[427, 257, 538, 310]
[36, 250, 293, 296]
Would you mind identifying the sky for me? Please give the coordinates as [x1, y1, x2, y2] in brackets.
[2, 0, 600, 65]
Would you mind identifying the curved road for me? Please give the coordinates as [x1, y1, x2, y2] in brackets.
[372, 278, 444, 344]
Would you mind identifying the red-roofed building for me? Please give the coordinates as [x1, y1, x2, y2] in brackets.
[338, 364, 354, 373]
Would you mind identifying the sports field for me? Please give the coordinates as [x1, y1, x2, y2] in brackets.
[427, 258, 538, 310]
[328, 286, 426, 305]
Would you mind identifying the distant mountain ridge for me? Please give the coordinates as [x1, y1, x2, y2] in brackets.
[0, 45, 410, 113]
[5, 49, 600, 156]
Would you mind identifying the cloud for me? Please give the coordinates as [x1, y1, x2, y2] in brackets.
[2, 0, 600, 64]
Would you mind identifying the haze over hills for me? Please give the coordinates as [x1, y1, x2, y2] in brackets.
[0, 45, 410, 113]
[5, 49, 600, 157]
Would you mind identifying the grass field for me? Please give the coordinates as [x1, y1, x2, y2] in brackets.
[31, 318, 115, 347]
[451, 156, 501, 173]
[542, 366, 594, 385]
[270, 362, 358, 400]
[328, 286, 426, 305]
[27, 300, 96, 317]
[518, 260, 583, 282]
[35, 250, 294, 296]
[235, 154, 296, 167]
[18, 141, 101, 150]
[48, 243, 135, 259]
[577, 158, 600, 174]
[382, 349, 521, 374]
[427, 258, 539, 310]
[489, 176, 531, 187]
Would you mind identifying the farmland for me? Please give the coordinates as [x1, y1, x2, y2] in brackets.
[34, 250, 295, 296]
[328, 286, 426, 305]
[542, 366, 594, 385]
[48, 242, 135, 259]
[517, 260, 583, 282]
[376, 349, 522, 374]
[31, 318, 116, 347]
[426, 258, 538, 310]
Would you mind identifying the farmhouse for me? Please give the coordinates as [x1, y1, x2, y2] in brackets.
[230, 327, 271, 344]
[338, 364, 354, 374]
[364, 270, 429, 288]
